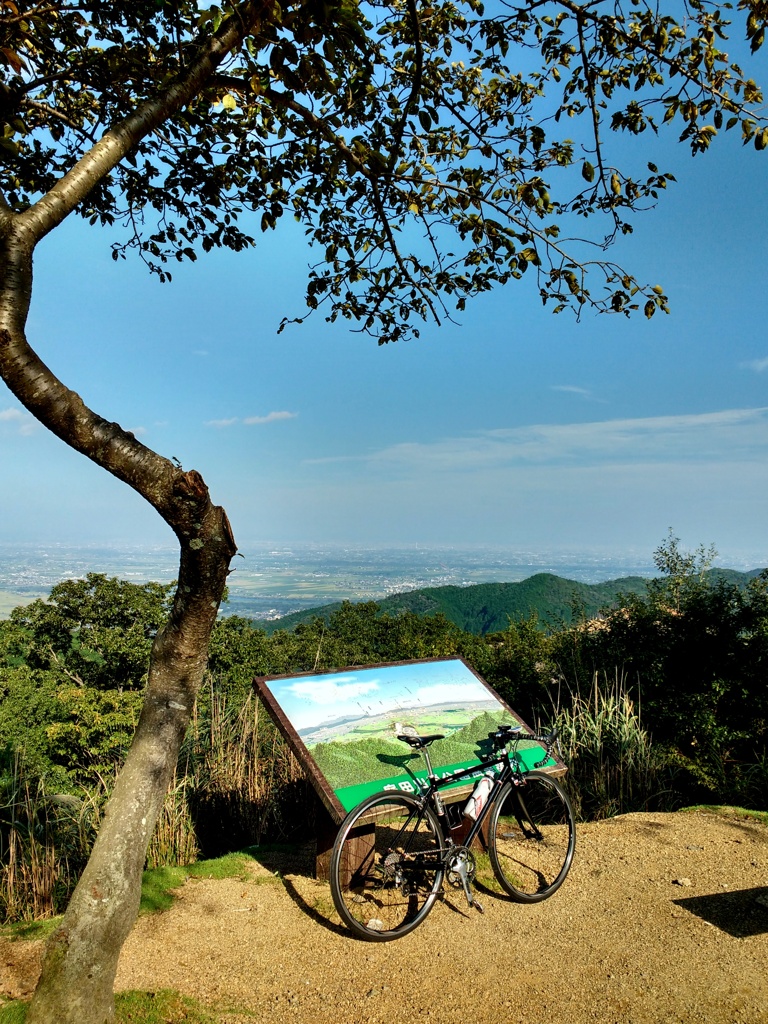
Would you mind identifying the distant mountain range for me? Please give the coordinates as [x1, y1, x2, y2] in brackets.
[262, 567, 765, 636]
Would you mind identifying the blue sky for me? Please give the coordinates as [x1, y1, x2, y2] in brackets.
[1, 78, 768, 565]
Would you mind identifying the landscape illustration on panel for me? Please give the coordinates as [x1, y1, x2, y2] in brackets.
[260, 658, 548, 813]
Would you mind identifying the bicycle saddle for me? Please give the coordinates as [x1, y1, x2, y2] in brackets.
[396, 733, 445, 749]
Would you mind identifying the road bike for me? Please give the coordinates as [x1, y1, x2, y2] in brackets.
[329, 723, 576, 941]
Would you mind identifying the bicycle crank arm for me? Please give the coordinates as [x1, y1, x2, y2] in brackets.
[447, 851, 484, 912]
[458, 866, 483, 911]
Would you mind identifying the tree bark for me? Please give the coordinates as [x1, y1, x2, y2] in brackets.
[26, 506, 236, 1024]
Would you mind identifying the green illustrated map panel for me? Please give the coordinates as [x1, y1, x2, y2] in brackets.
[258, 658, 553, 814]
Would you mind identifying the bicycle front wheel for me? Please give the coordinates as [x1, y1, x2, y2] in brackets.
[489, 771, 575, 903]
[330, 792, 445, 941]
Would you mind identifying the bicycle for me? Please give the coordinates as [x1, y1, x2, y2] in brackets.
[329, 723, 576, 941]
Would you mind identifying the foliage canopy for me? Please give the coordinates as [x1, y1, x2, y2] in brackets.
[2, 562, 766, 807]
[2, 0, 766, 339]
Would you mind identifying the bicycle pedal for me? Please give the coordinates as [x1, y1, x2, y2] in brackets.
[472, 897, 484, 914]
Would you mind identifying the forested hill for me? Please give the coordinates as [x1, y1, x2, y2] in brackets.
[263, 568, 762, 636]
[263, 572, 650, 634]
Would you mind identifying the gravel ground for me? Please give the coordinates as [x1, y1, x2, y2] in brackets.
[2, 809, 767, 1023]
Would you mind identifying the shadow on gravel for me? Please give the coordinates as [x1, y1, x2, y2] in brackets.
[673, 887, 768, 937]
[279, 876, 349, 938]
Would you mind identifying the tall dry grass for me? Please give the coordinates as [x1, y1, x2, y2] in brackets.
[2, 691, 308, 921]
[555, 672, 677, 820]
[145, 769, 199, 870]
[0, 758, 98, 921]
[183, 690, 309, 856]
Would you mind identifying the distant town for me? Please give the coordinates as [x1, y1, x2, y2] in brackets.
[1, 541, 765, 622]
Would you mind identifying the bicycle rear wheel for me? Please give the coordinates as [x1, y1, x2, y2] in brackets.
[489, 771, 575, 903]
[330, 792, 445, 940]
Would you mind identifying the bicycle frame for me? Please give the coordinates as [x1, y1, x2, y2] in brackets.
[387, 734, 548, 865]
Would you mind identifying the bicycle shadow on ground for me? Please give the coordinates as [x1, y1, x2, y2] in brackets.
[279, 875, 350, 938]
[673, 887, 768, 937]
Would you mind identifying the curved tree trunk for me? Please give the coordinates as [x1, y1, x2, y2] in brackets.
[0, 7, 273, 1021]
[0, 228, 237, 1024]
[27, 513, 236, 1024]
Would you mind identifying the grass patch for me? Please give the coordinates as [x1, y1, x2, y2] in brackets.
[3, 849, 280, 933]
[0, 1002, 28, 1024]
[0, 990, 234, 1024]
[473, 851, 504, 895]
[682, 804, 768, 826]
[140, 851, 258, 915]
[115, 990, 222, 1023]
[0, 917, 60, 943]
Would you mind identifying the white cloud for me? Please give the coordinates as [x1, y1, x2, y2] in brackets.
[205, 417, 240, 428]
[0, 407, 38, 436]
[205, 412, 297, 428]
[306, 408, 768, 474]
[551, 385, 593, 398]
[287, 678, 379, 704]
[244, 411, 298, 425]
[411, 681, 491, 706]
[741, 357, 768, 373]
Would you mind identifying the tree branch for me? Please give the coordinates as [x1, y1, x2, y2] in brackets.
[575, 10, 619, 219]
[384, 0, 424, 180]
[20, 97, 91, 135]
[263, 86, 373, 177]
[17, 0, 271, 244]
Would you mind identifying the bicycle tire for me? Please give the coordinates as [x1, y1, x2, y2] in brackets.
[330, 792, 445, 940]
[488, 771, 575, 903]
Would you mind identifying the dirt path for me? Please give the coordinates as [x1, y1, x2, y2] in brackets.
[2, 810, 768, 1023]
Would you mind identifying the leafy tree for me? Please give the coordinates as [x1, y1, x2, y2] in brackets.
[3, 574, 174, 689]
[0, 577, 169, 788]
[555, 537, 768, 801]
[206, 614, 272, 701]
[484, 613, 558, 725]
[649, 528, 718, 611]
[45, 686, 144, 779]
[0, 2, 765, 1021]
[260, 600, 473, 673]
[0, 666, 68, 786]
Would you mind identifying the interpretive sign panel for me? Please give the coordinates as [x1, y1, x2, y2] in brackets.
[254, 657, 555, 824]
